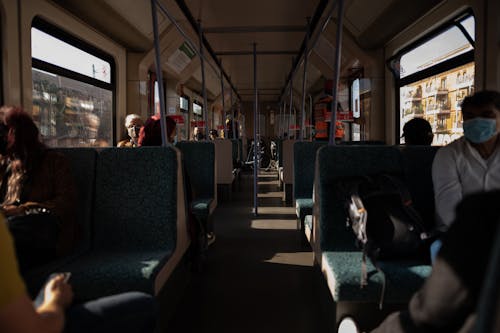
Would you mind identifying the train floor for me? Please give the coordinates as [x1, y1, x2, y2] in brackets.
[167, 169, 330, 332]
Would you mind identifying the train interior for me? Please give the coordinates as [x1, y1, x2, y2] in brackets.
[1, 0, 499, 332]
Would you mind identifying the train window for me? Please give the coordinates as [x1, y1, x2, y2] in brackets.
[31, 18, 115, 147]
[391, 12, 475, 145]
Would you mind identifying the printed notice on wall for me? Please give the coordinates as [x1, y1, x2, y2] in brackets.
[167, 42, 196, 74]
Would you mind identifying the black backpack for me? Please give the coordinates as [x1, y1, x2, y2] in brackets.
[338, 174, 428, 307]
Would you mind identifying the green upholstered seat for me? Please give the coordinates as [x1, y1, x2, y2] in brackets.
[191, 198, 214, 218]
[322, 252, 431, 303]
[60, 250, 172, 302]
[304, 215, 313, 231]
[24, 148, 98, 295]
[57, 147, 182, 300]
[316, 145, 403, 251]
[314, 145, 436, 311]
[293, 141, 327, 227]
[296, 198, 313, 223]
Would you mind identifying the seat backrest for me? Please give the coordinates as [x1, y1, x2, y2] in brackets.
[93, 147, 180, 252]
[230, 139, 242, 166]
[214, 139, 234, 184]
[340, 140, 386, 145]
[293, 141, 327, 200]
[399, 146, 440, 231]
[175, 141, 216, 200]
[51, 148, 97, 253]
[314, 145, 402, 252]
[282, 139, 296, 184]
[276, 138, 283, 167]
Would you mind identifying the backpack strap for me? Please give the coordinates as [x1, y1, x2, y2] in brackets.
[378, 174, 427, 234]
[360, 251, 368, 288]
[370, 256, 387, 310]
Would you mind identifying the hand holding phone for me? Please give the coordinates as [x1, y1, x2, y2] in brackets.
[34, 272, 72, 308]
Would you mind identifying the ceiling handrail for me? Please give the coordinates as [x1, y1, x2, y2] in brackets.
[173, 0, 242, 101]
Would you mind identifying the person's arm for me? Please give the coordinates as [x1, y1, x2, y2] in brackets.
[432, 146, 462, 233]
[22, 153, 77, 217]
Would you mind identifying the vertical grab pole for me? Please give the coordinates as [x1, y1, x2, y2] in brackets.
[151, 0, 168, 147]
[300, 18, 310, 142]
[198, 20, 209, 139]
[253, 43, 258, 216]
[282, 100, 286, 137]
[288, 62, 294, 138]
[308, 94, 313, 140]
[232, 97, 237, 140]
[220, 58, 225, 135]
[229, 82, 234, 138]
[329, 0, 344, 146]
[278, 103, 282, 138]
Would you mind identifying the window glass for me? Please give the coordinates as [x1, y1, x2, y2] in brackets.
[32, 28, 111, 83]
[399, 26, 473, 79]
[154, 81, 160, 115]
[31, 21, 114, 147]
[399, 62, 474, 145]
[32, 68, 113, 147]
[459, 16, 475, 41]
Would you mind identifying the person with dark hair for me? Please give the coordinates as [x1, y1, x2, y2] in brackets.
[209, 129, 218, 140]
[0, 106, 77, 271]
[430, 90, 500, 261]
[192, 126, 205, 141]
[137, 115, 176, 146]
[402, 118, 433, 145]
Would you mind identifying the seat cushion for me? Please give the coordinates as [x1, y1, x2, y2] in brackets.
[191, 198, 214, 218]
[296, 198, 313, 221]
[304, 215, 313, 232]
[322, 251, 431, 303]
[60, 250, 172, 302]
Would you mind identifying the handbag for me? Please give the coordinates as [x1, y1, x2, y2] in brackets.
[6, 209, 60, 272]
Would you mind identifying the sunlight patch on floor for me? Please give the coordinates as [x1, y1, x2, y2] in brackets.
[251, 219, 296, 230]
[257, 191, 283, 198]
[256, 206, 295, 215]
[263, 252, 314, 267]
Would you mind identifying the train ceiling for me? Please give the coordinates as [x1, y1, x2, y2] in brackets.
[52, 0, 444, 103]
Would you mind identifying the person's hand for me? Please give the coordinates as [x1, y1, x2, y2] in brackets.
[43, 274, 73, 309]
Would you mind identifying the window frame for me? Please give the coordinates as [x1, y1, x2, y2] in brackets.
[388, 10, 475, 142]
[31, 16, 116, 145]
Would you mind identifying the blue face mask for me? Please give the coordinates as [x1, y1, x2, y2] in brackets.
[463, 117, 498, 143]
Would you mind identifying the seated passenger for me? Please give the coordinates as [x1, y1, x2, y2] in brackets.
[138, 115, 176, 146]
[209, 129, 218, 140]
[118, 114, 143, 147]
[431, 90, 500, 261]
[0, 216, 157, 333]
[335, 121, 345, 144]
[0, 106, 77, 272]
[402, 118, 433, 145]
[192, 126, 205, 141]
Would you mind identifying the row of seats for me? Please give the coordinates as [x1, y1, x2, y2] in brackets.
[280, 139, 385, 205]
[292, 142, 439, 327]
[25, 147, 190, 302]
[25, 140, 240, 304]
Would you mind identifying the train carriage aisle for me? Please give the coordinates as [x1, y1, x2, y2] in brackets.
[167, 169, 329, 332]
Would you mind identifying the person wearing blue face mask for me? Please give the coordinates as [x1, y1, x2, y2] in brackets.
[430, 90, 500, 263]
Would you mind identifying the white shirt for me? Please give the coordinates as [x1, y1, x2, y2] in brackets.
[432, 136, 500, 232]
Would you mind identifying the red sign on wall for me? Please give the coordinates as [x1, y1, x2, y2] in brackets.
[190, 120, 205, 127]
[170, 115, 185, 124]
